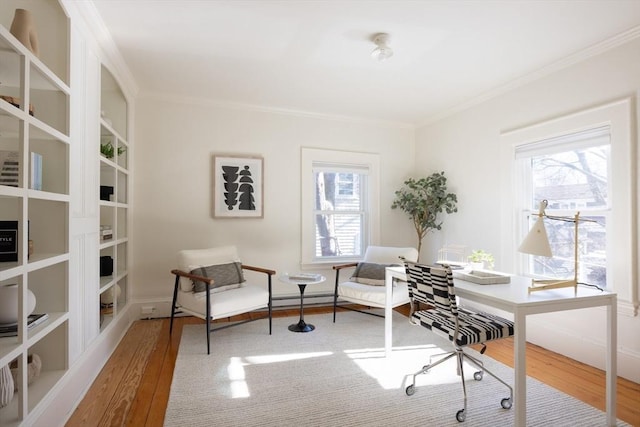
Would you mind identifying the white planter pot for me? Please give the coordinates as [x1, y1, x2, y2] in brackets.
[0, 284, 36, 324]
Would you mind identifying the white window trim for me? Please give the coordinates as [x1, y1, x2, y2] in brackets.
[499, 98, 637, 315]
[300, 147, 380, 267]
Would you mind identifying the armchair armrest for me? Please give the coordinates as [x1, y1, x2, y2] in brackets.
[241, 264, 276, 276]
[171, 269, 214, 285]
[332, 262, 358, 271]
[332, 262, 359, 296]
[241, 265, 274, 299]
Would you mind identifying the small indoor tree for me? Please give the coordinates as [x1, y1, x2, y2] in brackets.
[391, 172, 458, 258]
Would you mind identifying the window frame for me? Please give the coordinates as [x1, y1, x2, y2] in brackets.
[499, 98, 636, 313]
[301, 147, 380, 266]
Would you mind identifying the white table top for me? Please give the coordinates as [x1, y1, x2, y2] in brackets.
[386, 265, 616, 314]
[279, 273, 326, 285]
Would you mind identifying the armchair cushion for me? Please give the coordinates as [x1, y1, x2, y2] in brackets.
[190, 261, 245, 293]
[350, 262, 393, 286]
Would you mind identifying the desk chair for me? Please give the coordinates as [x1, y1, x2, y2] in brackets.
[404, 261, 514, 422]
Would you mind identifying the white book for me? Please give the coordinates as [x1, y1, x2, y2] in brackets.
[30, 151, 42, 190]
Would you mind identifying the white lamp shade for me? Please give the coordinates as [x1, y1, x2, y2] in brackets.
[518, 216, 552, 257]
[0, 284, 37, 324]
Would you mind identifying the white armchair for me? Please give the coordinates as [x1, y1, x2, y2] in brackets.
[170, 246, 274, 354]
[332, 245, 419, 320]
[332, 245, 418, 357]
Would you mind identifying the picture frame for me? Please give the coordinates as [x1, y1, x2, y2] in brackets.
[0, 221, 19, 262]
[213, 155, 263, 218]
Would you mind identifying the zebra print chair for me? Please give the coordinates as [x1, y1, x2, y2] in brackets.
[403, 261, 514, 423]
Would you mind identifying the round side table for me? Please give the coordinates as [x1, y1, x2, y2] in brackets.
[279, 273, 325, 332]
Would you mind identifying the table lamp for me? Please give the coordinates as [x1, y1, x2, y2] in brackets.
[518, 199, 592, 294]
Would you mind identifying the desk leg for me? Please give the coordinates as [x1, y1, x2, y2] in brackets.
[514, 311, 527, 427]
[606, 298, 617, 426]
[384, 270, 393, 358]
[288, 284, 315, 332]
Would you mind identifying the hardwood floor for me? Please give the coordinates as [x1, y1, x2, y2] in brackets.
[66, 305, 640, 427]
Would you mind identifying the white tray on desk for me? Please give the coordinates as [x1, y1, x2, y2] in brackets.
[453, 270, 511, 284]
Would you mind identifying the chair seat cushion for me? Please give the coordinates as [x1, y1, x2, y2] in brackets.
[411, 307, 514, 347]
[338, 280, 409, 308]
[178, 283, 269, 320]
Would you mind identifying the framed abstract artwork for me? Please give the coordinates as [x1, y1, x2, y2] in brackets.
[213, 155, 263, 218]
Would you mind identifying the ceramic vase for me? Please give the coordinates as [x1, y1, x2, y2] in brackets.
[0, 365, 14, 408]
[10, 354, 42, 391]
[0, 284, 37, 324]
[10, 8, 39, 57]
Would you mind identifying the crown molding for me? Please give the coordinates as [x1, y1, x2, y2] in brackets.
[63, 0, 139, 99]
[417, 25, 640, 129]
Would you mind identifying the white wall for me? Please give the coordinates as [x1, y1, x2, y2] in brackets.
[131, 98, 416, 303]
[414, 37, 640, 382]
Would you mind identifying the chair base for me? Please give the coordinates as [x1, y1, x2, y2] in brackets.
[405, 348, 513, 423]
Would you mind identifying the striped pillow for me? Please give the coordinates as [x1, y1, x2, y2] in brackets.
[190, 262, 245, 293]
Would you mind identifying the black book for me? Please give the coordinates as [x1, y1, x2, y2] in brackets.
[0, 313, 49, 337]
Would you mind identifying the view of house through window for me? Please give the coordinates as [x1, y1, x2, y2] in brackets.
[517, 127, 610, 288]
[313, 168, 366, 259]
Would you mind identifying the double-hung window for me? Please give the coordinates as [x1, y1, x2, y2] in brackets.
[301, 148, 379, 265]
[515, 127, 610, 288]
[504, 98, 635, 312]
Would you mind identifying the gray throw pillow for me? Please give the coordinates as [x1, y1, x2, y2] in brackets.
[350, 262, 393, 286]
[191, 262, 245, 293]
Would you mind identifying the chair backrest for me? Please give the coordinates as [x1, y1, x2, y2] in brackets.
[363, 246, 419, 265]
[404, 262, 458, 316]
[177, 246, 241, 292]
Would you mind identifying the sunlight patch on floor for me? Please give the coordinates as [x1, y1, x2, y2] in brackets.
[227, 351, 333, 398]
[343, 344, 470, 390]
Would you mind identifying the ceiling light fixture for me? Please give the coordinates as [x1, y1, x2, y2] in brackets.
[371, 33, 393, 62]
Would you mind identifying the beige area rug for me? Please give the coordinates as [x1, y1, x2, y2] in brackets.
[165, 311, 626, 427]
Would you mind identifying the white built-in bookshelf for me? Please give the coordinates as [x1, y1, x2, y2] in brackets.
[98, 65, 129, 331]
[0, 2, 70, 424]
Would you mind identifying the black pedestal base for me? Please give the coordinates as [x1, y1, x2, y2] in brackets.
[288, 320, 315, 333]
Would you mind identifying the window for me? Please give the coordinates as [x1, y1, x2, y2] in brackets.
[502, 98, 636, 312]
[516, 127, 610, 288]
[301, 148, 379, 265]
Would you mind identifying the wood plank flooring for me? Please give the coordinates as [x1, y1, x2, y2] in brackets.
[66, 306, 640, 427]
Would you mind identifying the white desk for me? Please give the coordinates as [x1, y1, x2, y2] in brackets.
[385, 266, 617, 427]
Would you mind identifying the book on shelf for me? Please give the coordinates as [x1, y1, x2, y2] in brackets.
[100, 225, 113, 241]
[0, 150, 19, 187]
[0, 313, 49, 337]
[30, 151, 42, 190]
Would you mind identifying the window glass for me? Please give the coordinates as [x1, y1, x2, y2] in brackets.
[519, 133, 609, 288]
[313, 171, 365, 257]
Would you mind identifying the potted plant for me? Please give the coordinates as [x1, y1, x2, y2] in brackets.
[100, 142, 126, 159]
[391, 171, 458, 259]
[468, 249, 495, 270]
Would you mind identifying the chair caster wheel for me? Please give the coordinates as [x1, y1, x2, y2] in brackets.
[405, 385, 415, 396]
[456, 409, 466, 422]
[473, 371, 483, 381]
[501, 397, 512, 409]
